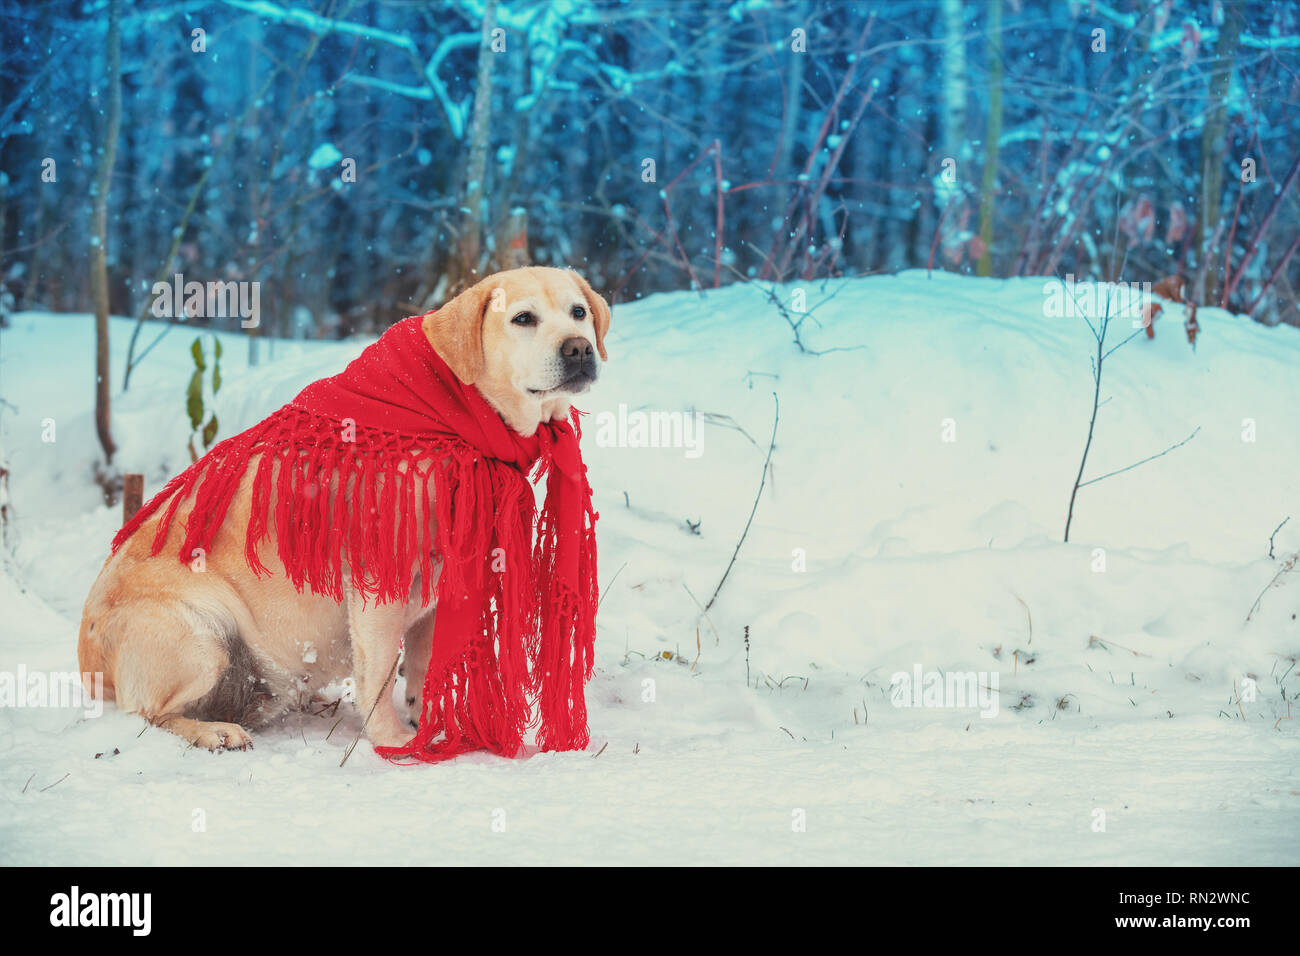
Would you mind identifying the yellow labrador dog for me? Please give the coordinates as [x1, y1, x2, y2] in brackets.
[78, 267, 610, 752]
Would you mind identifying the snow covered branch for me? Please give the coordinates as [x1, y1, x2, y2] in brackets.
[219, 0, 418, 52]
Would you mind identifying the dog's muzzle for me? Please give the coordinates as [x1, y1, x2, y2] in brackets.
[558, 336, 598, 390]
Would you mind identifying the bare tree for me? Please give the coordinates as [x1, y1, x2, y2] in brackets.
[939, 0, 966, 163]
[1193, 1, 1244, 306]
[1063, 281, 1199, 542]
[90, 0, 122, 476]
[447, 0, 498, 294]
[975, 0, 1002, 277]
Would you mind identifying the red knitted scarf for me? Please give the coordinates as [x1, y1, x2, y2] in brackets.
[112, 313, 599, 762]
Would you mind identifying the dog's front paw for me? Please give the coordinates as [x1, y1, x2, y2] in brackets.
[366, 711, 416, 750]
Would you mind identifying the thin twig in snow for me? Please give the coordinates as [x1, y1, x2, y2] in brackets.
[39, 773, 70, 793]
[703, 393, 779, 614]
[682, 582, 719, 646]
[597, 561, 628, 612]
[1061, 275, 1199, 541]
[340, 652, 401, 767]
[1268, 517, 1290, 560]
[1245, 552, 1299, 623]
[1077, 427, 1202, 488]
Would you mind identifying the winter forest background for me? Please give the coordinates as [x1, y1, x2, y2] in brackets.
[3, 0, 1300, 326]
[0, 0, 1298, 471]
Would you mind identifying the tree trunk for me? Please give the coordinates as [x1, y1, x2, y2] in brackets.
[939, 0, 966, 163]
[776, 0, 807, 184]
[975, 0, 1002, 277]
[494, 36, 533, 268]
[932, 0, 966, 271]
[91, 0, 122, 464]
[881, 66, 906, 272]
[1194, 1, 1243, 305]
[449, 0, 498, 293]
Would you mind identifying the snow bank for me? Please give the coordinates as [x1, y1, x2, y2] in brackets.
[1, 273, 1296, 864]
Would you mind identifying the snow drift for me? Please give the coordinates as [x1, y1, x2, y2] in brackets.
[1, 272, 1297, 864]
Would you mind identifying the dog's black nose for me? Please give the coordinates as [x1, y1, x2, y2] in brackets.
[560, 337, 594, 364]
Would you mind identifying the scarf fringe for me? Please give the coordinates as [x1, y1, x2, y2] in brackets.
[116, 407, 450, 605]
[113, 401, 598, 762]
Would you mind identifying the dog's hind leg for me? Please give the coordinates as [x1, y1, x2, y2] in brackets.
[86, 597, 264, 751]
[152, 715, 254, 751]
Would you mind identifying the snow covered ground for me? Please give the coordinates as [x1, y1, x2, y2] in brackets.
[1, 272, 1297, 865]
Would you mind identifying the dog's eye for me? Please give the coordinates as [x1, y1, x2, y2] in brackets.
[511, 311, 536, 327]
[571, 305, 587, 320]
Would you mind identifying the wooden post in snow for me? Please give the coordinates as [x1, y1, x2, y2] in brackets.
[122, 473, 144, 525]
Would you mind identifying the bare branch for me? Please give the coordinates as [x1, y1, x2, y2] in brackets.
[1077, 427, 1201, 489]
[703, 393, 779, 615]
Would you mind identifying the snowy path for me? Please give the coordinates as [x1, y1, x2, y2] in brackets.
[3, 681, 1293, 865]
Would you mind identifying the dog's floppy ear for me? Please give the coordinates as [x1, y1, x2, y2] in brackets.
[424, 278, 495, 384]
[570, 270, 611, 361]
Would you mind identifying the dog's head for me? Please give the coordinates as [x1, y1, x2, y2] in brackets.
[423, 266, 611, 436]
